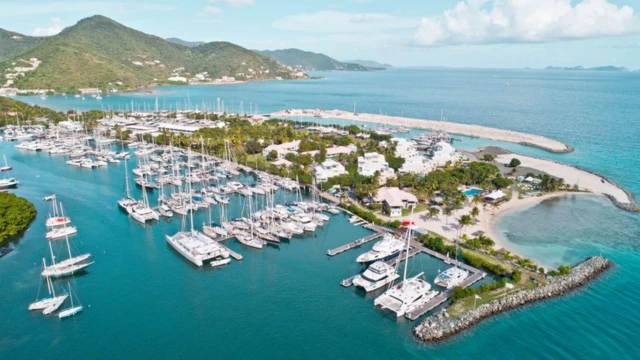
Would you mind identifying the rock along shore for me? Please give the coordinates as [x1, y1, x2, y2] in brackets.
[413, 256, 611, 342]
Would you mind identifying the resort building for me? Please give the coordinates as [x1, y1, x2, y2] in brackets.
[157, 123, 200, 134]
[262, 140, 301, 159]
[484, 190, 506, 204]
[392, 138, 420, 159]
[399, 156, 433, 175]
[357, 152, 395, 180]
[301, 144, 357, 159]
[373, 187, 418, 217]
[429, 141, 461, 166]
[314, 160, 348, 182]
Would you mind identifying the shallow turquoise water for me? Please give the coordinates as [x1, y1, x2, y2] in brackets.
[3, 68, 640, 358]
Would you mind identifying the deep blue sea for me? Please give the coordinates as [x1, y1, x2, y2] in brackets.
[2, 68, 640, 359]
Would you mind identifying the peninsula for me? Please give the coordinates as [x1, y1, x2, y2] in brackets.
[272, 109, 573, 153]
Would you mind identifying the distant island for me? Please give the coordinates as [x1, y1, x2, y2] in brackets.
[0, 15, 310, 94]
[544, 65, 630, 72]
[344, 60, 393, 69]
[257, 48, 385, 72]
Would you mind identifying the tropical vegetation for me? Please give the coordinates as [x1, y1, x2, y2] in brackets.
[0, 193, 37, 244]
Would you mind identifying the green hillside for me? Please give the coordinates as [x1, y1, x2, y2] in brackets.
[258, 48, 381, 71]
[0, 29, 43, 61]
[0, 96, 66, 124]
[0, 16, 303, 92]
[166, 38, 205, 48]
[344, 59, 392, 69]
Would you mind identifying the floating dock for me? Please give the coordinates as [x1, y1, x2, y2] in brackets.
[333, 235, 487, 320]
[326, 232, 385, 257]
[215, 236, 243, 261]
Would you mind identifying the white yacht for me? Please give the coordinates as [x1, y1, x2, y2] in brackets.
[356, 234, 405, 264]
[434, 267, 470, 289]
[130, 182, 159, 224]
[374, 211, 440, 317]
[353, 261, 400, 292]
[45, 226, 78, 240]
[166, 151, 230, 266]
[29, 261, 69, 314]
[210, 258, 231, 267]
[0, 177, 18, 189]
[58, 283, 83, 319]
[118, 160, 139, 213]
[374, 272, 439, 317]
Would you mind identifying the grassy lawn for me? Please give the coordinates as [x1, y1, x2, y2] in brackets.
[402, 202, 429, 216]
[448, 281, 539, 317]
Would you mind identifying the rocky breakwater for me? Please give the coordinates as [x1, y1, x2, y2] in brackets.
[414, 256, 611, 342]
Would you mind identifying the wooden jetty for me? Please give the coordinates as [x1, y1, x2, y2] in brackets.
[326, 232, 385, 257]
[214, 235, 243, 261]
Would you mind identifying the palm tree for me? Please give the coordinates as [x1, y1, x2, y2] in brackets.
[472, 194, 483, 209]
[443, 207, 453, 225]
[428, 206, 440, 220]
[491, 202, 501, 216]
[458, 214, 473, 239]
[470, 206, 480, 222]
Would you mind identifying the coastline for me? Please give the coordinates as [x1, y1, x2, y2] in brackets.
[271, 109, 573, 153]
[414, 256, 612, 343]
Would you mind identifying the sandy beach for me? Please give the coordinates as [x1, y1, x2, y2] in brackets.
[272, 109, 572, 153]
[493, 153, 631, 204]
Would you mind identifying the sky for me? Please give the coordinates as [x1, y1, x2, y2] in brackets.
[1, 0, 640, 68]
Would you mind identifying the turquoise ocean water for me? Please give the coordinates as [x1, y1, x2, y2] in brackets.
[2, 68, 640, 358]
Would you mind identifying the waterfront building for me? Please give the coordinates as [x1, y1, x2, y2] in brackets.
[373, 187, 418, 217]
[357, 152, 395, 181]
[262, 140, 301, 159]
[429, 141, 461, 166]
[157, 123, 200, 135]
[314, 160, 348, 182]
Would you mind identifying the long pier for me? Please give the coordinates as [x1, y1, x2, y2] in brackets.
[326, 232, 385, 256]
[215, 235, 243, 261]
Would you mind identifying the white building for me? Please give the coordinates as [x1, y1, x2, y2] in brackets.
[262, 140, 301, 159]
[399, 156, 434, 175]
[429, 141, 461, 166]
[373, 187, 418, 217]
[314, 160, 348, 182]
[157, 123, 200, 134]
[168, 76, 187, 82]
[392, 138, 419, 159]
[357, 152, 395, 180]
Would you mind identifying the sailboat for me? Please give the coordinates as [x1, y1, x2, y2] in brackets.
[130, 175, 160, 224]
[1, 155, 12, 171]
[234, 196, 265, 249]
[202, 202, 224, 239]
[45, 201, 77, 240]
[165, 149, 230, 266]
[118, 159, 139, 213]
[374, 210, 440, 317]
[58, 282, 83, 319]
[28, 259, 68, 314]
[42, 231, 93, 278]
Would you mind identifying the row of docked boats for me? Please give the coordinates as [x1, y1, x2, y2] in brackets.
[28, 195, 91, 319]
[350, 217, 469, 318]
[0, 154, 18, 190]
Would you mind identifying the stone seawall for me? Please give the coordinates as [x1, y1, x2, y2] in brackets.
[414, 256, 611, 342]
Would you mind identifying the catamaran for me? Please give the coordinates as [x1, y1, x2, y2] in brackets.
[374, 212, 440, 317]
[356, 234, 405, 264]
[166, 150, 230, 266]
[353, 261, 400, 292]
[58, 282, 83, 319]
[28, 259, 68, 314]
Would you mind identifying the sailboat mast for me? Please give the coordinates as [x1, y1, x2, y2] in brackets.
[402, 209, 414, 283]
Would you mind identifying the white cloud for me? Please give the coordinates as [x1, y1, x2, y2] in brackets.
[414, 0, 640, 46]
[209, 0, 254, 7]
[273, 11, 417, 33]
[32, 17, 64, 36]
[204, 6, 223, 15]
